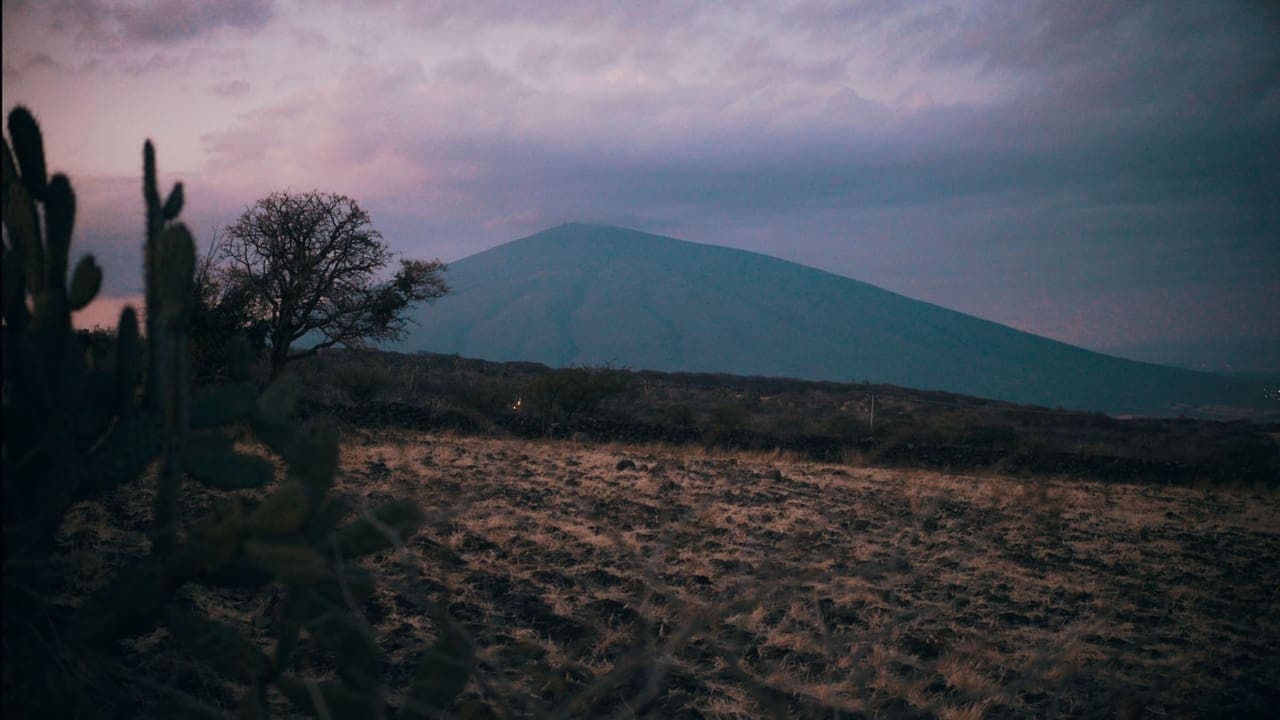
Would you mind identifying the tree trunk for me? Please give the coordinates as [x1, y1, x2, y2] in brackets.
[268, 332, 291, 379]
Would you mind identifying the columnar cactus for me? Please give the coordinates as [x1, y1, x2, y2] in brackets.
[2, 106, 472, 718]
[149, 218, 195, 558]
[142, 140, 185, 412]
[2, 107, 100, 559]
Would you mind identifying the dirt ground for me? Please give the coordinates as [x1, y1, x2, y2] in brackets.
[61, 429, 1280, 718]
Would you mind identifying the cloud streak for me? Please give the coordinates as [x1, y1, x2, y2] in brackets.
[9, 0, 275, 46]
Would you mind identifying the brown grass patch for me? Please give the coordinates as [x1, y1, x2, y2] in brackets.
[57, 429, 1280, 717]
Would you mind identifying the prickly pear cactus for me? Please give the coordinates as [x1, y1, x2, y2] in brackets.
[2, 106, 472, 718]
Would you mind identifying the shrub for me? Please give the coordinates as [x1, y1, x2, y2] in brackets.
[190, 251, 269, 382]
[333, 360, 395, 404]
[521, 366, 629, 431]
[665, 403, 696, 427]
[962, 423, 1021, 449]
[820, 411, 876, 441]
[704, 402, 749, 446]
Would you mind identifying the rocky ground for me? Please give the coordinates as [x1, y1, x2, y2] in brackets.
[60, 429, 1280, 718]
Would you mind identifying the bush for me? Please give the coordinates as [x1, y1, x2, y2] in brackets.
[521, 366, 630, 430]
[820, 411, 875, 441]
[704, 403, 749, 446]
[333, 360, 395, 404]
[962, 423, 1020, 449]
[190, 259, 269, 382]
[665, 404, 696, 427]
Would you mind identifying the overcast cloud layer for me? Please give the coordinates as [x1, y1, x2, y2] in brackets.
[4, 0, 1278, 371]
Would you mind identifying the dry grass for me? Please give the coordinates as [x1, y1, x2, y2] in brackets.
[58, 428, 1280, 718]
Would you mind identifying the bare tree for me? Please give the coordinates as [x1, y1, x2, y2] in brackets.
[216, 191, 448, 377]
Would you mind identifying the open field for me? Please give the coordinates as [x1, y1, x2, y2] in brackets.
[59, 429, 1280, 718]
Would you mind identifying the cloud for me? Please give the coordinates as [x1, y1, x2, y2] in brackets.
[1, 51, 62, 79]
[15, 0, 1275, 361]
[56, 0, 275, 45]
[516, 41, 561, 79]
[211, 79, 250, 96]
[382, 0, 709, 35]
[193, 1, 1279, 250]
[928, 1, 1280, 118]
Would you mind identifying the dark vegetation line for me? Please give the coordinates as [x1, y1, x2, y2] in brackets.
[290, 348, 1280, 488]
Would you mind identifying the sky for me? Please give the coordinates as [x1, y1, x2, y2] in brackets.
[4, 0, 1279, 372]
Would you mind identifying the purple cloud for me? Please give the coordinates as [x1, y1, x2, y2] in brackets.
[210, 79, 250, 97]
[99, 0, 274, 45]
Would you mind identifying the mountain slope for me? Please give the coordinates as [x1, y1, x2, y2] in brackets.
[393, 223, 1270, 416]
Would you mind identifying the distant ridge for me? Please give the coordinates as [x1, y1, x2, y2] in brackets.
[392, 223, 1272, 417]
